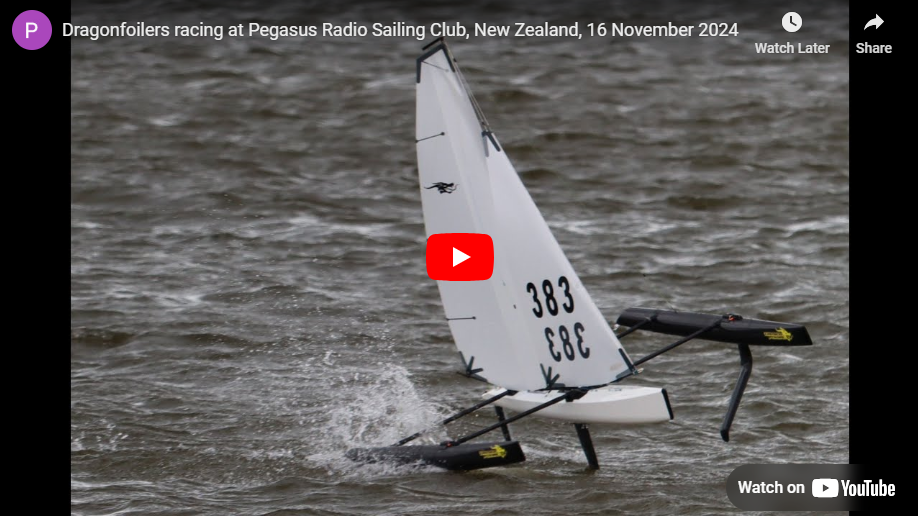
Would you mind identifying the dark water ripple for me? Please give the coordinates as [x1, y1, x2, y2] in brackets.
[72, 1, 848, 514]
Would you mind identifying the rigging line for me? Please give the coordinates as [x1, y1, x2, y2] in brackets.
[422, 61, 449, 73]
[632, 319, 722, 367]
[458, 68, 491, 131]
[445, 46, 491, 132]
[446, 316, 476, 321]
[416, 132, 445, 143]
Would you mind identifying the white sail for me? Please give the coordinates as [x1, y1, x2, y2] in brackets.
[416, 43, 633, 391]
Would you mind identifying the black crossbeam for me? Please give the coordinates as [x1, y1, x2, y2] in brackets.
[632, 319, 722, 367]
[393, 389, 514, 446]
[614, 316, 655, 340]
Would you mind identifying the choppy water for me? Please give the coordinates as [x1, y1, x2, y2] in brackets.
[71, 1, 848, 514]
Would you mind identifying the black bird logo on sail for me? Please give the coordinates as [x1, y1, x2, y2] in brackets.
[426, 182, 458, 194]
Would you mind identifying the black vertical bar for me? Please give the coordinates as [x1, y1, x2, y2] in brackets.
[574, 423, 599, 469]
[494, 406, 512, 441]
[720, 344, 753, 442]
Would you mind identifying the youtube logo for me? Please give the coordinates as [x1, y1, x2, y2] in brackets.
[811, 478, 839, 498]
[426, 233, 494, 281]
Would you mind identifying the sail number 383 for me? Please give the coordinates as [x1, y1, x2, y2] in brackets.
[526, 276, 573, 317]
[526, 276, 589, 362]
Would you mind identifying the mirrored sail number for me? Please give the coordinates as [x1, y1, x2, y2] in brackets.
[526, 276, 574, 318]
[545, 322, 589, 362]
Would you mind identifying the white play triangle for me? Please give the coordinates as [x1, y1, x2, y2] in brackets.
[452, 247, 470, 267]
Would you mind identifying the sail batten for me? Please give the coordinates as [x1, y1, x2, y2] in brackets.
[417, 43, 631, 390]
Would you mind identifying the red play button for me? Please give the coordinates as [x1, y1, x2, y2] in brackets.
[426, 233, 494, 281]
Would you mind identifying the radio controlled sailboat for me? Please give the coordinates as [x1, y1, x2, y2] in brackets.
[346, 39, 812, 471]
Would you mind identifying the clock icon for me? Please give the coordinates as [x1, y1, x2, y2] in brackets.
[782, 12, 802, 32]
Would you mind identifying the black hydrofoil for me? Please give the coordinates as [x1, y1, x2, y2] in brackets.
[346, 441, 525, 471]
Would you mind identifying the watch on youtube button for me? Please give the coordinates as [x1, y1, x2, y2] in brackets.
[426, 233, 493, 281]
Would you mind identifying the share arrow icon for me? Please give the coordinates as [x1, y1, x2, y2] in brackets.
[864, 15, 884, 30]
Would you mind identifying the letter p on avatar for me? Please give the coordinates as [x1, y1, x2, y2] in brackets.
[13, 11, 52, 50]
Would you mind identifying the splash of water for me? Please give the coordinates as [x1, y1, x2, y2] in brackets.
[308, 364, 450, 476]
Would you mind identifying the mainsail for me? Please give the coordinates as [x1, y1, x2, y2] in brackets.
[416, 42, 633, 391]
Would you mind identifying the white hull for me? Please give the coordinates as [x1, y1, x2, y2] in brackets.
[486, 385, 673, 424]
